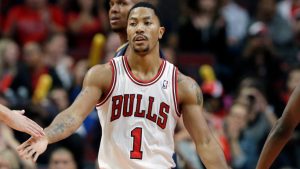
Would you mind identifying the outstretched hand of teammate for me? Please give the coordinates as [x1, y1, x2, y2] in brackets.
[5, 110, 45, 137]
[17, 136, 48, 162]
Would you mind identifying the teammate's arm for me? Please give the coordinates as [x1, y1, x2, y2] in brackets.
[0, 104, 44, 137]
[17, 63, 112, 161]
[256, 85, 300, 169]
[177, 72, 228, 169]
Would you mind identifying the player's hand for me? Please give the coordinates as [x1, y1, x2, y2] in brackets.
[6, 110, 45, 137]
[17, 136, 48, 162]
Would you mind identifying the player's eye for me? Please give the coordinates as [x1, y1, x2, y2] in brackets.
[145, 21, 152, 26]
[118, 2, 126, 6]
[129, 22, 136, 26]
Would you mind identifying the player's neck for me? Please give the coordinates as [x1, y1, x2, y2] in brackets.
[126, 47, 161, 74]
[118, 32, 128, 44]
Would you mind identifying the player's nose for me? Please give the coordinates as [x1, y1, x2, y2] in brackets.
[135, 24, 145, 33]
[110, 4, 120, 13]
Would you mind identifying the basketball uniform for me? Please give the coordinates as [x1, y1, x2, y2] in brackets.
[96, 56, 180, 169]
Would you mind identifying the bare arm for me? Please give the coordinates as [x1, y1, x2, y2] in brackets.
[177, 72, 228, 169]
[45, 63, 112, 143]
[0, 104, 14, 122]
[45, 89, 99, 143]
[18, 64, 112, 161]
[18, 62, 112, 161]
[256, 85, 300, 169]
[0, 104, 44, 137]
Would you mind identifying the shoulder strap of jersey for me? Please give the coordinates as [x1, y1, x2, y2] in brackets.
[114, 43, 129, 58]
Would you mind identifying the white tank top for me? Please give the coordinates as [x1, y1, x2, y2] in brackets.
[96, 56, 180, 169]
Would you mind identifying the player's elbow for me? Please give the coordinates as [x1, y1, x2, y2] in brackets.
[194, 133, 214, 151]
[272, 119, 293, 139]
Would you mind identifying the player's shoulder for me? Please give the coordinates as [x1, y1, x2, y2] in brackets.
[177, 71, 202, 104]
[177, 71, 197, 88]
[88, 62, 112, 76]
[84, 62, 113, 88]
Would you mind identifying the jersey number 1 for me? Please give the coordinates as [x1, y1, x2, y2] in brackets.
[130, 127, 143, 159]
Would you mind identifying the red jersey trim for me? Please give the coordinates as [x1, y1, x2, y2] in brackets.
[96, 60, 117, 106]
[172, 67, 180, 117]
[122, 56, 166, 86]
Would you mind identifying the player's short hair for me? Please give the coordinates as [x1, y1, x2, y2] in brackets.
[128, 2, 163, 26]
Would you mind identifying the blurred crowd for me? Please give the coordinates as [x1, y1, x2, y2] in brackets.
[0, 0, 300, 169]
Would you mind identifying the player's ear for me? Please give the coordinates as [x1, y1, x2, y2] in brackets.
[158, 26, 165, 40]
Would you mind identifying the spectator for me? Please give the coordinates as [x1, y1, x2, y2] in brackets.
[177, 0, 234, 92]
[3, 0, 65, 45]
[220, 0, 250, 55]
[277, 0, 300, 26]
[0, 121, 36, 169]
[0, 39, 23, 106]
[69, 59, 89, 102]
[0, 149, 20, 169]
[238, 22, 284, 105]
[178, 0, 227, 58]
[48, 147, 77, 169]
[224, 101, 249, 169]
[22, 42, 56, 103]
[234, 77, 277, 169]
[44, 33, 74, 90]
[282, 10, 300, 65]
[254, 0, 292, 46]
[67, 0, 103, 61]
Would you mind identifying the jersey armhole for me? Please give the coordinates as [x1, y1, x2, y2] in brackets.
[172, 67, 181, 117]
[96, 60, 117, 106]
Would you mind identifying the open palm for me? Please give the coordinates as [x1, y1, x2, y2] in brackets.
[17, 136, 48, 162]
[7, 110, 45, 137]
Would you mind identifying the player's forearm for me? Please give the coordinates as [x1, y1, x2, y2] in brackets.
[196, 137, 228, 169]
[256, 121, 293, 169]
[0, 105, 11, 122]
[44, 108, 84, 144]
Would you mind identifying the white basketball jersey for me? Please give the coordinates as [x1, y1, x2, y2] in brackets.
[96, 56, 180, 169]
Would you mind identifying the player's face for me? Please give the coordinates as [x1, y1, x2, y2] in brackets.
[49, 153, 76, 169]
[127, 7, 165, 55]
[109, 0, 137, 32]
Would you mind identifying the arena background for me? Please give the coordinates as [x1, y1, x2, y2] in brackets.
[0, 0, 300, 168]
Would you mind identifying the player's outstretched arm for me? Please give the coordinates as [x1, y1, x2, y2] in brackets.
[177, 72, 228, 169]
[17, 63, 112, 161]
[0, 104, 44, 137]
[256, 85, 300, 169]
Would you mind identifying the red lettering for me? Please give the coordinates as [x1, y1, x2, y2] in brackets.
[110, 95, 123, 121]
[146, 97, 157, 123]
[157, 102, 169, 129]
[134, 94, 145, 117]
[110, 94, 170, 129]
[123, 94, 135, 117]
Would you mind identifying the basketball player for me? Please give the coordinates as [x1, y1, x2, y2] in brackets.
[0, 104, 44, 137]
[109, 0, 165, 58]
[256, 85, 300, 169]
[109, 0, 142, 57]
[17, 2, 228, 168]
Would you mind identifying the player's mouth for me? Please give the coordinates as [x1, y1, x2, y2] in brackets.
[134, 35, 147, 42]
[110, 16, 121, 24]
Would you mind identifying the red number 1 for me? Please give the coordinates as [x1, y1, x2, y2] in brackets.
[130, 127, 143, 159]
